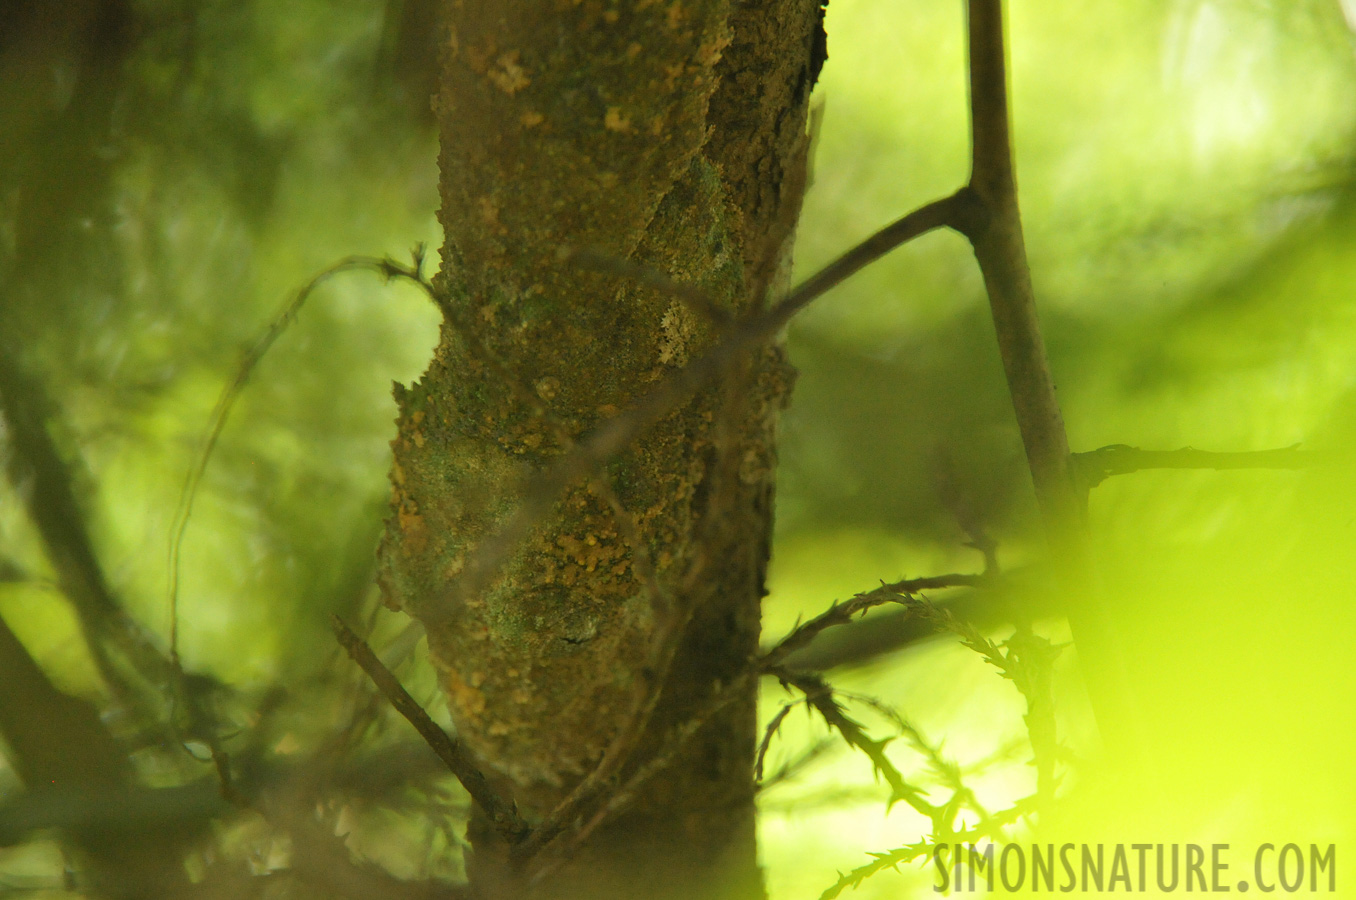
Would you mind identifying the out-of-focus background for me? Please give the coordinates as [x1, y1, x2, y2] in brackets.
[1, 0, 1354, 896]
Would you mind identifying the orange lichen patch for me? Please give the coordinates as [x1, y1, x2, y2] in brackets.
[663, 62, 686, 89]
[397, 502, 427, 555]
[696, 34, 729, 68]
[604, 107, 631, 132]
[602, 9, 619, 23]
[520, 109, 545, 128]
[487, 50, 531, 94]
[665, 0, 686, 29]
[441, 554, 465, 580]
[464, 38, 496, 74]
[555, 530, 624, 575]
[443, 669, 486, 719]
[476, 196, 507, 235]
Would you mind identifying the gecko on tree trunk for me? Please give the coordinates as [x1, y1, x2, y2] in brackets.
[377, 1, 824, 898]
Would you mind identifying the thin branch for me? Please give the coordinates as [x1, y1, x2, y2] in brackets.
[957, 0, 1077, 530]
[758, 573, 983, 671]
[900, 597, 1062, 806]
[754, 702, 802, 784]
[756, 737, 836, 793]
[769, 668, 940, 825]
[0, 342, 173, 702]
[168, 249, 440, 667]
[330, 616, 528, 844]
[817, 799, 1035, 900]
[959, 0, 1141, 754]
[1071, 444, 1309, 490]
[0, 613, 192, 896]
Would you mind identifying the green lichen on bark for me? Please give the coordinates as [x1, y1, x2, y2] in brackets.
[378, 0, 823, 896]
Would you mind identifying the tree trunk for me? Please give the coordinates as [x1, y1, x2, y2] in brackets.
[377, 2, 823, 898]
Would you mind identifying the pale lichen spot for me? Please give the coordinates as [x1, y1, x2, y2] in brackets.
[657, 301, 694, 367]
[534, 376, 560, 401]
[520, 109, 545, 128]
[476, 195, 507, 235]
[487, 50, 530, 95]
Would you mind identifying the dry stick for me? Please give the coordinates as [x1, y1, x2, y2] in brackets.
[1071, 444, 1308, 490]
[330, 616, 529, 843]
[954, 0, 1140, 764]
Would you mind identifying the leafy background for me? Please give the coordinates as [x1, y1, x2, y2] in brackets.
[2, 0, 1355, 895]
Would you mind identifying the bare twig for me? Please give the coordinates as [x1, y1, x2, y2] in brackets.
[817, 798, 1035, 900]
[759, 573, 984, 672]
[768, 668, 940, 825]
[955, 0, 1143, 756]
[1071, 443, 1309, 490]
[168, 250, 440, 668]
[955, 1, 1078, 531]
[754, 701, 802, 784]
[900, 596, 1062, 806]
[330, 616, 528, 844]
[756, 737, 836, 793]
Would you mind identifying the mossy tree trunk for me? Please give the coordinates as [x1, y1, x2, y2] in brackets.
[377, 2, 823, 897]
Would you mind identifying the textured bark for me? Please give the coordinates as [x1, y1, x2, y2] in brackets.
[378, 1, 822, 897]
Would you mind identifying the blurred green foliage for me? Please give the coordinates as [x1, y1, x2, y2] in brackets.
[2, 0, 1355, 896]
